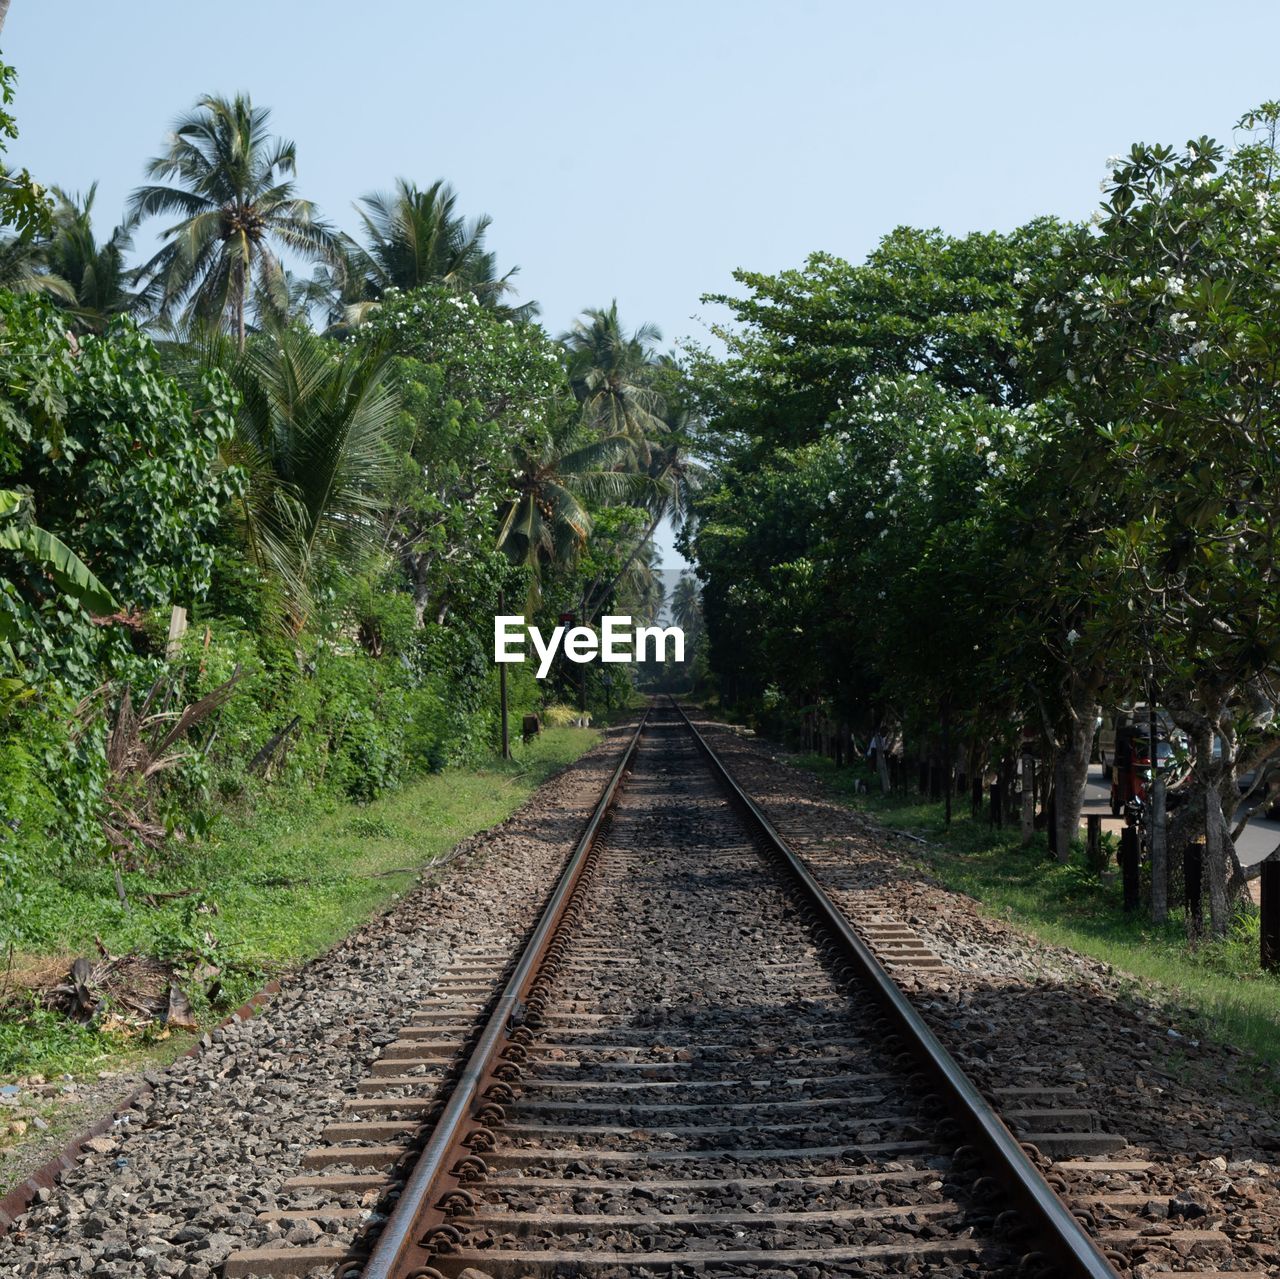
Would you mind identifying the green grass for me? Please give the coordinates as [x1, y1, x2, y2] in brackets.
[0, 726, 599, 1080]
[795, 754, 1280, 1067]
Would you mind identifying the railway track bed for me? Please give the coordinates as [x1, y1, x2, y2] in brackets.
[3, 707, 1279, 1279]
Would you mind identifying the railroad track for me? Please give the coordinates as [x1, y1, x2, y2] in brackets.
[223, 703, 1225, 1279]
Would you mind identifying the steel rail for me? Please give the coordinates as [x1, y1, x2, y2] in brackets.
[360, 708, 650, 1279]
[669, 699, 1120, 1279]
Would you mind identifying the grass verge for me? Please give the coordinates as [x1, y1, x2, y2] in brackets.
[795, 753, 1280, 1065]
[0, 726, 600, 1083]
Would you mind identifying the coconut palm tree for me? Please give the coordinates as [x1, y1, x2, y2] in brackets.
[560, 302, 668, 450]
[671, 574, 702, 637]
[495, 422, 647, 606]
[0, 230, 73, 301]
[220, 327, 400, 628]
[45, 185, 138, 332]
[341, 178, 535, 326]
[129, 93, 341, 348]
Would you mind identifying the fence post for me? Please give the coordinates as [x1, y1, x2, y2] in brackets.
[1020, 754, 1036, 847]
[1120, 824, 1140, 912]
[989, 779, 1003, 828]
[1262, 851, 1280, 972]
[1086, 814, 1105, 872]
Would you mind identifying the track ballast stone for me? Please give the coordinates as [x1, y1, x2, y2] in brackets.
[0, 726, 633, 1279]
[694, 712, 1280, 1276]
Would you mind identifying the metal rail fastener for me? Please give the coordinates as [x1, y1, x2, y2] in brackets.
[360, 709, 650, 1279]
[669, 699, 1119, 1279]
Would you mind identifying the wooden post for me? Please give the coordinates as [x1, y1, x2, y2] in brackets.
[971, 774, 983, 820]
[942, 703, 952, 828]
[166, 605, 188, 660]
[1261, 851, 1280, 972]
[1085, 814, 1105, 872]
[989, 779, 1003, 828]
[1121, 825, 1140, 912]
[1020, 753, 1036, 847]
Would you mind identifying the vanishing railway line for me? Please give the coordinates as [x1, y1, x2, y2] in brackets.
[223, 705, 1204, 1279]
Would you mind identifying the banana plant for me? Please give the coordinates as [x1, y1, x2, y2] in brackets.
[0, 487, 116, 646]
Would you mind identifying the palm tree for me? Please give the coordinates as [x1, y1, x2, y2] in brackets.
[45, 185, 138, 332]
[221, 328, 400, 628]
[560, 302, 668, 450]
[342, 178, 535, 325]
[0, 231, 73, 301]
[671, 574, 702, 637]
[129, 93, 341, 348]
[495, 423, 645, 607]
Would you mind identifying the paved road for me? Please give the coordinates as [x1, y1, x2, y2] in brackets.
[1080, 765, 1280, 869]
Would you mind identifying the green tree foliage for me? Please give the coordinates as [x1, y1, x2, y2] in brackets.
[0, 295, 238, 683]
[223, 326, 400, 630]
[130, 93, 341, 346]
[45, 184, 139, 332]
[0, 57, 52, 238]
[342, 178, 531, 325]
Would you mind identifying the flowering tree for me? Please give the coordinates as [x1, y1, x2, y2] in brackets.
[1032, 106, 1280, 929]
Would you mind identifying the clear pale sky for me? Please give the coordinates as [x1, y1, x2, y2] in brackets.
[10, 0, 1280, 567]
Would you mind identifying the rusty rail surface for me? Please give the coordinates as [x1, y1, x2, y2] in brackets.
[669, 699, 1119, 1279]
[359, 709, 650, 1279]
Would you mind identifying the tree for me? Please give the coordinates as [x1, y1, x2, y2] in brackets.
[356, 288, 570, 625]
[671, 574, 702, 639]
[561, 302, 668, 450]
[0, 488, 115, 652]
[45, 185, 139, 332]
[343, 179, 532, 325]
[1033, 108, 1280, 928]
[129, 93, 341, 347]
[0, 58, 51, 238]
[0, 294, 238, 692]
[222, 326, 400, 629]
[0, 230, 72, 300]
[495, 419, 639, 604]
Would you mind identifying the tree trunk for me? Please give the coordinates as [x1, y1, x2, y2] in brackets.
[1205, 772, 1230, 936]
[1020, 752, 1036, 847]
[1053, 691, 1097, 863]
[0, 2, 12, 34]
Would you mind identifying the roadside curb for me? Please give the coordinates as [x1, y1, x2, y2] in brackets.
[0, 980, 281, 1236]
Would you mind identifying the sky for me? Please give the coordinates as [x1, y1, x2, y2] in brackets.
[11, 0, 1280, 566]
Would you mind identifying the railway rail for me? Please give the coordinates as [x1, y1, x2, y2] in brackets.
[222, 704, 1229, 1279]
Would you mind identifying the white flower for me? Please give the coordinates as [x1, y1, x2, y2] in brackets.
[985, 449, 998, 464]
[1066, 629, 1080, 645]
[1189, 339, 1210, 356]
